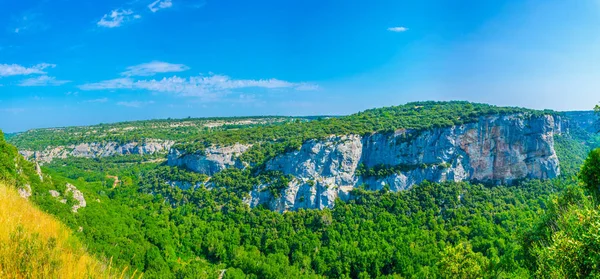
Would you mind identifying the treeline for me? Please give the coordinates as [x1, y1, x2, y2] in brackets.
[8, 116, 300, 150]
[175, 101, 555, 167]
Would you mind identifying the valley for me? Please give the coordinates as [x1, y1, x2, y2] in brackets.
[2, 101, 600, 278]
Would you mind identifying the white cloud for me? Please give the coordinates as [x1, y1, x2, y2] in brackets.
[387, 26, 408, 32]
[79, 74, 319, 99]
[97, 9, 139, 28]
[148, 0, 173, 12]
[121, 61, 190, 76]
[0, 63, 55, 77]
[83, 98, 108, 103]
[18, 75, 70, 87]
[117, 100, 155, 107]
[79, 78, 134, 90]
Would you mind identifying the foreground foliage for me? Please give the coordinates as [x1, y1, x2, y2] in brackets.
[0, 182, 131, 279]
[42, 152, 569, 278]
[1, 102, 599, 278]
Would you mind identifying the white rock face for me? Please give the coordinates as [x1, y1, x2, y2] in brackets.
[48, 183, 87, 212]
[18, 184, 32, 199]
[167, 143, 251, 176]
[244, 114, 563, 212]
[164, 113, 595, 212]
[20, 139, 175, 164]
[66, 183, 86, 213]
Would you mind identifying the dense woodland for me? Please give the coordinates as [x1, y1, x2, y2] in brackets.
[1, 102, 600, 278]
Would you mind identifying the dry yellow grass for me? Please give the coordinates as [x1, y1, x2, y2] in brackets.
[0, 182, 140, 279]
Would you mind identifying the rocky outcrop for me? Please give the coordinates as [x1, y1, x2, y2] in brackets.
[167, 143, 251, 176]
[18, 184, 32, 199]
[20, 139, 175, 164]
[49, 183, 87, 212]
[66, 183, 86, 213]
[244, 114, 563, 212]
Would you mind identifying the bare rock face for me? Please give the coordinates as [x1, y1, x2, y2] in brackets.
[245, 114, 562, 212]
[20, 139, 175, 164]
[167, 144, 251, 176]
[48, 183, 86, 212]
[35, 162, 43, 182]
[66, 183, 86, 213]
[164, 112, 595, 212]
[18, 184, 32, 199]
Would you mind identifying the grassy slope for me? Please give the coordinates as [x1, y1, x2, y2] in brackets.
[0, 182, 135, 278]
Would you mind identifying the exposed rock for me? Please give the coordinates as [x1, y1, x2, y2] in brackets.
[66, 183, 86, 213]
[48, 184, 86, 212]
[35, 162, 43, 181]
[18, 184, 32, 199]
[49, 190, 61, 198]
[167, 143, 251, 175]
[20, 139, 175, 164]
[245, 114, 563, 212]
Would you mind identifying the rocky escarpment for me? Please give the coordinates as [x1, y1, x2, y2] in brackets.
[167, 143, 251, 176]
[20, 139, 175, 164]
[169, 113, 574, 212]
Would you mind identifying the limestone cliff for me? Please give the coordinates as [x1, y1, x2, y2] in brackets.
[20, 139, 174, 164]
[167, 143, 251, 176]
[241, 114, 562, 211]
[170, 113, 571, 212]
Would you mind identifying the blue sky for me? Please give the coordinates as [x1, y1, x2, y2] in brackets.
[1, 0, 599, 132]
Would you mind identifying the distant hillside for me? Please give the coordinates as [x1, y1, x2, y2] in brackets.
[8, 116, 314, 151]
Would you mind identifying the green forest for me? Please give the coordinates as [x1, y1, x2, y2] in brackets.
[1, 102, 600, 278]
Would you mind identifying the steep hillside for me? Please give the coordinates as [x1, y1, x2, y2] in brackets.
[1, 130, 137, 278]
[0, 182, 127, 279]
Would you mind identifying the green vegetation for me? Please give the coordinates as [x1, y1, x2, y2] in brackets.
[523, 149, 600, 278]
[8, 116, 306, 150]
[2, 101, 599, 278]
[355, 162, 451, 179]
[41, 153, 572, 278]
[176, 101, 553, 157]
[554, 127, 600, 176]
[0, 131, 134, 279]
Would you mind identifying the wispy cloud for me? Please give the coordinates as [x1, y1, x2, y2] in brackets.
[148, 0, 173, 12]
[0, 63, 55, 77]
[121, 61, 189, 76]
[97, 9, 140, 28]
[387, 26, 408, 32]
[11, 12, 48, 34]
[83, 98, 108, 103]
[117, 100, 155, 107]
[18, 75, 70, 87]
[79, 74, 319, 100]
[79, 78, 134, 90]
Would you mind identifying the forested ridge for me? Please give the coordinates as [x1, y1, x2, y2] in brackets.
[1, 102, 599, 278]
[7, 116, 310, 150]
